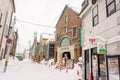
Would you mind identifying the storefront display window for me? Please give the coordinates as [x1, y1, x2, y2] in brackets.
[108, 57, 119, 80]
[98, 54, 107, 80]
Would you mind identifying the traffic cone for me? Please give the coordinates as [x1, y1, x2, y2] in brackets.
[66, 68, 68, 73]
[49, 64, 50, 67]
[77, 70, 79, 76]
[90, 73, 93, 80]
[60, 67, 62, 71]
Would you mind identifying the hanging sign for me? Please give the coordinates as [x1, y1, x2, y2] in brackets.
[88, 37, 96, 44]
[97, 43, 106, 54]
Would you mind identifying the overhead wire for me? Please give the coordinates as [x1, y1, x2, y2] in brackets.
[16, 19, 55, 28]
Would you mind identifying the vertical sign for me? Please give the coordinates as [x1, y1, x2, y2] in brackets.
[80, 28, 82, 46]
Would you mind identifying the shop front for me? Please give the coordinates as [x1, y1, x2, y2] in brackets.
[84, 46, 107, 80]
[57, 45, 75, 69]
[106, 41, 120, 80]
[83, 40, 120, 80]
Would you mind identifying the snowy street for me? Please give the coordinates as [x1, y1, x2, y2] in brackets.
[0, 58, 82, 80]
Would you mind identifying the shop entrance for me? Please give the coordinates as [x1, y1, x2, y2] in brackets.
[106, 55, 120, 80]
[62, 52, 71, 59]
[62, 52, 72, 68]
[91, 47, 98, 80]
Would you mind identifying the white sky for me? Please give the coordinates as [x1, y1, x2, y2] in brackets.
[14, 0, 84, 53]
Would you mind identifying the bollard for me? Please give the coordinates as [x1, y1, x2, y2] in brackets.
[66, 68, 68, 73]
[77, 70, 79, 76]
[49, 64, 50, 67]
[60, 67, 62, 71]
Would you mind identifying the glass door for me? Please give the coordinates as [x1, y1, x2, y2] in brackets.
[107, 55, 120, 80]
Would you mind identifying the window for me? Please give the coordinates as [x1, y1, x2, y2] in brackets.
[56, 34, 59, 41]
[81, 0, 88, 11]
[65, 15, 68, 23]
[73, 27, 77, 37]
[92, 5, 99, 26]
[106, 0, 116, 16]
[64, 26, 67, 33]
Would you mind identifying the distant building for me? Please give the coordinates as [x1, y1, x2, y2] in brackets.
[45, 38, 55, 61]
[23, 50, 30, 59]
[39, 35, 48, 62]
[31, 35, 38, 62]
[55, 5, 82, 68]
[10, 30, 18, 59]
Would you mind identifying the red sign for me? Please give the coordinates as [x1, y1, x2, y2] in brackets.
[89, 38, 96, 44]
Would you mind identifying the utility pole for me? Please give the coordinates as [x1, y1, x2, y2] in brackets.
[3, 16, 16, 72]
[3, 36, 12, 72]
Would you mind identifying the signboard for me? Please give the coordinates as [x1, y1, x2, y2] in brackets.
[80, 28, 82, 46]
[88, 37, 96, 44]
[97, 43, 106, 54]
[6, 38, 12, 44]
[66, 59, 74, 69]
[61, 47, 69, 51]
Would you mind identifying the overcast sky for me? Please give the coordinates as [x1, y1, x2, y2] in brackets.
[14, 0, 84, 53]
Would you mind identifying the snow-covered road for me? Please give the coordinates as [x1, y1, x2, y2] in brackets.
[0, 58, 82, 80]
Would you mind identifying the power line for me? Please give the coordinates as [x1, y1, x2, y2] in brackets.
[16, 18, 55, 28]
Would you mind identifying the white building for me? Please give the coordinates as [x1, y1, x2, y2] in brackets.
[0, 0, 15, 59]
[79, 0, 120, 80]
[23, 50, 30, 59]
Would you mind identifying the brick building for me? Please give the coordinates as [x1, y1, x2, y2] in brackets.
[55, 5, 82, 68]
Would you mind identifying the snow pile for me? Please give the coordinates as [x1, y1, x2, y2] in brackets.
[0, 59, 5, 72]
[22, 58, 29, 62]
